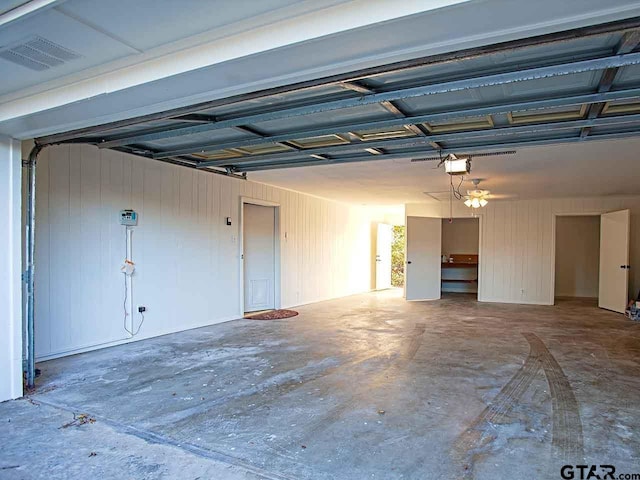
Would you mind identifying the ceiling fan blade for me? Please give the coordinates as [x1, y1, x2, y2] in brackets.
[487, 193, 519, 200]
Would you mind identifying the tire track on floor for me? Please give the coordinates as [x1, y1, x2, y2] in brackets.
[452, 333, 583, 477]
[522, 333, 584, 463]
[452, 342, 543, 476]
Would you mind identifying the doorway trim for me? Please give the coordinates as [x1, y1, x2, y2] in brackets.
[403, 214, 483, 301]
[442, 215, 483, 300]
[239, 197, 281, 315]
[550, 211, 602, 305]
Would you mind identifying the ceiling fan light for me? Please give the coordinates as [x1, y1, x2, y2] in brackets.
[479, 198, 488, 207]
[471, 198, 480, 208]
[464, 198, 472, 207]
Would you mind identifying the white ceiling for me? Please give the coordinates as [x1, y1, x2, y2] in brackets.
[249, 137, 640, 205]
[0, 0, 329, 96]
[2, 0, 640, 139]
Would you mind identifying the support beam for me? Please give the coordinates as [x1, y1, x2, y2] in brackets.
[157, 88, 640, 161]
[581, 30, 640, 138]
[195, 112, 640, 169]
[170, 114, 215, 123]
[96, 53, 640, 150]
[340, 83, 443, 151]
[233, 125, 302, 152]
[0, 136, 25, 400]
[237, 130, 640, 172]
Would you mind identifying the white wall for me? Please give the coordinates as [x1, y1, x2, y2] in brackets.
[441, 218, 479, 256]
[34, 145, 374, 360]
[406, 196, 640, 305]
[0, 136, 23, 401]
[441, 218, 479, 294]
[554, 216, 600, 298]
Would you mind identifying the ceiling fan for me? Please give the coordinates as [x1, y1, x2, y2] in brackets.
[423, 178, 518, 203]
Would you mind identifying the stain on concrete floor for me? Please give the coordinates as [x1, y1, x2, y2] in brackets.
[1, 290, 639, 479]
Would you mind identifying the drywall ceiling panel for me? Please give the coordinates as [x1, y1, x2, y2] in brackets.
[57, 0, 304, 51]
[0, 8, 136, 95]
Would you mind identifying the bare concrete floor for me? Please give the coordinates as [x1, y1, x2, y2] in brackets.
[2, 290, 640, 479]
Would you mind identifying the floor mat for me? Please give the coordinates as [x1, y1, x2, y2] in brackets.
[244, 309, 299, 320]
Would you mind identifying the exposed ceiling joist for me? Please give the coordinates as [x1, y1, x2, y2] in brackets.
[186, 88, 640, 167]
[32, 19, 640, 177]
[234, 131, 640, 172]
[199, 113, 640, 170]
[96, 52, 640, 150]
[581, 29, 640, 138]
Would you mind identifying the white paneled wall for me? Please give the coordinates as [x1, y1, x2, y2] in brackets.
[34, 145, 373, 359]
[406, 195, 640, 305]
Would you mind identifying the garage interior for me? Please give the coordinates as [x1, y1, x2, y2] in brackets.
[1, 2, 640, 479]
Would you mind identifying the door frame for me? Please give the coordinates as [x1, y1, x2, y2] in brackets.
[375, 223, 393, 290]
[550, 212, 602, 305]
[239, 197, 281, 314]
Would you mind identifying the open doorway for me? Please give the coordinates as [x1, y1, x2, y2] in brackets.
[391, 226, 406, 288]
[554, 215, 600, 301]
[441, 218, 479, 299]
[375, 224, 406, 290]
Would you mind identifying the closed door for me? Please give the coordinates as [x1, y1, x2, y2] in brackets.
[405, 216, 441, 301]
[598, 209, 630, 313]
[243, 204, 276, 312]
[376, 223, 393, 290]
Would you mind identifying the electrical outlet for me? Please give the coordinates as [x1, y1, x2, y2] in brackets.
[138, 306, 146, 313]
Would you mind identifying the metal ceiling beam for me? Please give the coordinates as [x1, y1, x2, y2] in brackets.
[96, 53, 640, 150]
[235, 130, 640, 172]
[169, 114, 216, 123]
[232, 125, 302, 152]
[340, 81, 442, 149]
[224, 113, 640, 170]
[581, 30, 640, 138]
[34, 17, 640, 146]
[190, 90, 640, 167]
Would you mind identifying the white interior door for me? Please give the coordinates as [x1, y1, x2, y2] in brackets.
[243, 204, 276, 312]
[405, 216, 441, 301]
[376, 223, 393, 290]
[598, 209, 630, 313]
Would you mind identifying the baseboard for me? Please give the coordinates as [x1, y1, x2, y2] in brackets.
[35, 314, 240, 362]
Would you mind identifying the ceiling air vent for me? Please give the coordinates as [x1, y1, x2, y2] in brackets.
[0, 36, 81, 71]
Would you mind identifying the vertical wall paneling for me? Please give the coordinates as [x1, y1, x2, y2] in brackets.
[406, 195, 640, 305]
[34, 146, 375, 359]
